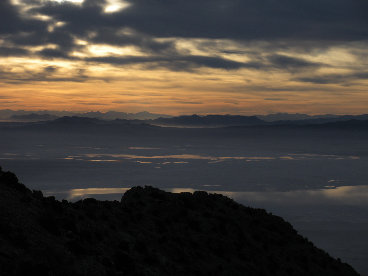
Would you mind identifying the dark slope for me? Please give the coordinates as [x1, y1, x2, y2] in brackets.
[0, 168, 359, 276]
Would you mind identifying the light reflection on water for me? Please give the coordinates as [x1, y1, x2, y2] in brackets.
[0, 151, 360, 164]
[128, 147, 161, 150]
[70, 187, 130, 198]
[220, 185, 368, 206]
[47, 185, 368, 206]
[81, 152, 359, 163]
[84, 153, 277, 161]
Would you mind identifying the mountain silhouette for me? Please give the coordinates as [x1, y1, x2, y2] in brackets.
[0, 110, 172, 121]
[150, 114, 265, 127]
[9, 113, 59, 122]
[0, 167, 359, 275]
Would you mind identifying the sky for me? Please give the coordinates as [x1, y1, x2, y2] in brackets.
[0, 0, 367, 115]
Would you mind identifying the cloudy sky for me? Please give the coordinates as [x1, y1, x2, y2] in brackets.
[0, 0, 367, 114]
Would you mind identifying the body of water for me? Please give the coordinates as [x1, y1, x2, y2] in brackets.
[1, 125, 367, 274]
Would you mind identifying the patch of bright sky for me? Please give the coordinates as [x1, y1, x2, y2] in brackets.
[87, 45, 140, 57]
[174, 39, 208, 56]
[1, 57, 69, 67]
[0, 57, 84, 80]
[52, 0, 84, 3]
[296, 47, 357, 68]
[28, 44, 59, 52]
[104, 0, 130, 13]
[48, 21, 66, 32]
[51, 0, 131, 12]
[174, 38, 253, 62]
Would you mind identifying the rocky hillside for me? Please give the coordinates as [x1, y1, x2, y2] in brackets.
[0, 167, 359, 276]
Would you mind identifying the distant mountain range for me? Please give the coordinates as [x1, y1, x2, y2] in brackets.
[256, 113, 340, 122]
[258, 113, 368, 123]
[0, 110, 172, 121]
[148, 114, 264, 127]
[1, 109, 368, 128]
[10, 113, 59, 121]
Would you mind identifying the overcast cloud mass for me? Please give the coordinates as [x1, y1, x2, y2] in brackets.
[0, 0, 367, 114]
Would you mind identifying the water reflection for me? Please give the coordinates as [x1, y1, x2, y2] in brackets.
[220, 185, 368, 206]
[0, 151, 360, 163]
[51, 185, 368, 206]
[169, 188, 195, 194]
[83, 153, 359, 163]
[70, 188, 130, 198]
[84, 153, 278, 162]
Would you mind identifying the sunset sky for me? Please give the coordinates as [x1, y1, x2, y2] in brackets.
[1, 0, 367, 115]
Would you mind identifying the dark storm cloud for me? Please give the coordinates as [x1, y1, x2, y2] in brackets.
[0, 65, 90, 84]
[32, 0, 368, 42]
[32, 1, 179, 55]
[9, 28, 78, 56]
[37, 48, 71, 59]
[34, 0, 106, 35]
[89, 28, 176, 54]
[295, 72, 368, 84]
[141, 0, 367, 40]
[267, 55, 322, 72]
[1, 0, 367, 73]
[0, 0, 76, 60]
[0, 0, 46, 34]
[86, 55, 258, 70]
[0, 46, 29, 57]
[44, 66, 58, 73]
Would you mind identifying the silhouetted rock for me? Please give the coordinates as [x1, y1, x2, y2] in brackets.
[0, 168, 360, 275]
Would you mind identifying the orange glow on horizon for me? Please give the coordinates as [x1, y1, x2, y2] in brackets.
[1, 40, 367, 115]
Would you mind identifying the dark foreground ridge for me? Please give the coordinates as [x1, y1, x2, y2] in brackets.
[0, 167, 359, 276]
